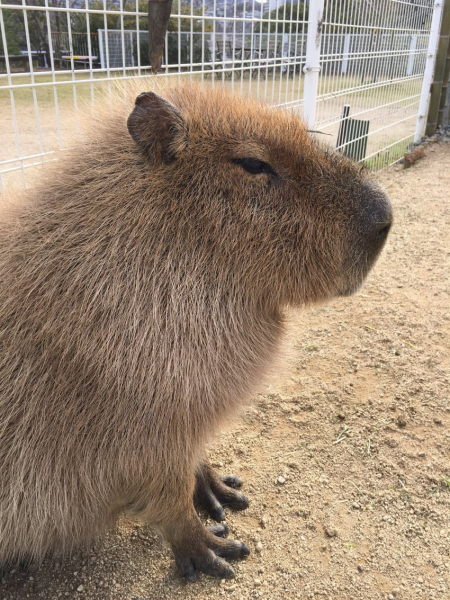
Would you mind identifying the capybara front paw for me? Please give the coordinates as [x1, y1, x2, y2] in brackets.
[173, 534, 249, 582]
[195, 462, 249, 522]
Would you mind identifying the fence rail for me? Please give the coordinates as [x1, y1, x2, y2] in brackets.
[0, 0, 443, 190]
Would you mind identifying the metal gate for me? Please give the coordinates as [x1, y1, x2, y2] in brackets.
[0, 0, 443, 190]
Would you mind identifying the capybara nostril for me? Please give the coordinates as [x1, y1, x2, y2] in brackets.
[376, 223, 391, 240]
[362, 190, 392, 252]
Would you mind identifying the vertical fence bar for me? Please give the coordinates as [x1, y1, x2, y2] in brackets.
[221, 0, 226, 84]
[426, 0, 450, 135]
[21, 0, 45, 157]
[303, 0, 325, 129]
[247, 0, 255, 95]
[0, 4, 26, 186]
[119, 0, 127, 80]
[231, 0, 236, 90]
[135, 0, 141, 76]
[65, 0, 79, 130]
[102, 1, 112, 96]
[415, 0, 444, 142]
[84, 0, 95, 107]
[189, 0, 194, 80]
[44, 0, 62, 147]
[256, 19, 263, 98]
[99, 28, 105, 69]
[164, 29, 169, 72]
[178, 3, 182, 79]
[211, 0, 217, 85]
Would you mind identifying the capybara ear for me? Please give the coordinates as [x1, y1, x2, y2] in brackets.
[127, 92, 186, 163]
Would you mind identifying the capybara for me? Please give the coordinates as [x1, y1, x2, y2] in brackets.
[403, 145, 425, 168]
[0, 84, 392, 581]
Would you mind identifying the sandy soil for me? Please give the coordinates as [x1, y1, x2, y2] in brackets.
[0, 136, 449, 600]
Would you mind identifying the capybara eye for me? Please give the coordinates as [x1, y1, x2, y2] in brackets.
[233, 158, 277, 176]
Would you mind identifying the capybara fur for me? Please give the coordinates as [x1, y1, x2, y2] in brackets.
[403, 146, 425, 168]
[0, 84, 392, 581]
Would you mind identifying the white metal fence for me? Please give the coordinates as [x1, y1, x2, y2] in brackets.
[0, 0, 442, 190]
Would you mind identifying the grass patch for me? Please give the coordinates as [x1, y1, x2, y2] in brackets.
[363, 138, 413, 170]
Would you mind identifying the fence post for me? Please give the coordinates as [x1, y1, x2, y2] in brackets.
[130, 31, 135, 68]
[407, 34, 417, 76]
[302, 0, 325, 129]
[426, 0, 450, 134]
[342, 33, 350, 75]
[414, 1, 444, 142]
[441, 84, 450, 124]
[98, 29, 104, 69]
[282, 33, 288, 73]
[437, 32, 450, 126]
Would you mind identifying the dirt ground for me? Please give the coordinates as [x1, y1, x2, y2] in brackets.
[0, 136, 449, 600]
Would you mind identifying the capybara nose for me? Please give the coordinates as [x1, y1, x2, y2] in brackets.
[363, 190, 392, 253]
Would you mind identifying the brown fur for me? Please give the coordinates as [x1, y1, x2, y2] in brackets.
[404, 146, 425, 168]
[0, 83, 391, 579]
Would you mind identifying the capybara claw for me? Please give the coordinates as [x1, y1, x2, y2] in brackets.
[227, 541, 249, 559]
[218, 562, 235, 579]
[208, 523, 229, 538]
[208, 501, 225, 523]
[207, 557, 235, 580]
[225, 492, 248, 511]
[220, 474, 243, 489]
[176, 555, 197, 582]
[175, 548, 235, 581]
[195, 462, 249, 521]
[215, 540, 250, 560]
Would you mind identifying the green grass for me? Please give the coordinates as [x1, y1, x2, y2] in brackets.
[0, 71, 139, 106]
[0, 69, 415, 107]
[363, 138, 413, 170]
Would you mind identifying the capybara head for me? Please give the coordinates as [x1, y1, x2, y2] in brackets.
[127, 86, 392, 306]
